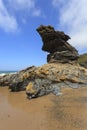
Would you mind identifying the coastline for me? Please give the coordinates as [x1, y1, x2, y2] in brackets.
[0, 71, 17, 76]
[0, 86, 87, 130]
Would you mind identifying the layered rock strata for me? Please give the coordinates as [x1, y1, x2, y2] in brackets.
[0, 63, 87, 99]
[0, 25, 87, 99]
[26, 63, 87, 99]
[37, 25, 79, 64]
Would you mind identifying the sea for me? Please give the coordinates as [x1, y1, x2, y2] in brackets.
[0, 71, 18, 76]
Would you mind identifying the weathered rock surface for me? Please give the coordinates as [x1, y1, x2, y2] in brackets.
[25, 63, 87, 98]
[0, 64, 87, 98]
[0, 25, 87, 99]
[0, 66, 37, 90]
[47, 51, 79, 64]
[0, 74, 14, 86]
[37, 25, 79, 64]
[36, 25, 71, 53]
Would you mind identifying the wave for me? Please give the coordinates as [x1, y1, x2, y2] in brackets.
[0, 71, 17, 77]
[0, 73, 7, 76]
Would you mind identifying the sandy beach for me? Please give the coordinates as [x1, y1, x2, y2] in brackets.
[0, 86, 87, 130]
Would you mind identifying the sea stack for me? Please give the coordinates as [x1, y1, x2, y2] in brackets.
[37, 25, 79, 64]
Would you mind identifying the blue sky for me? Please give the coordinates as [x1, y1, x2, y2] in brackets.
[0, 0, 87, 71]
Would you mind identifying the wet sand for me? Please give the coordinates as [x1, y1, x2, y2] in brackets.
[0, 87, 87, 130]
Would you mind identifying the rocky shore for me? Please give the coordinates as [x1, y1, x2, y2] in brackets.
[0, 25, 87, 99]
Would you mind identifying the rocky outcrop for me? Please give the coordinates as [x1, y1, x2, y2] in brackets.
[37, 25, 79, 64]
[26, 63, 87, 99]
[47, 51, 78, 64]
[0, 66, 37, 90]
[0, 25, 87, 99]
[0, 74, 14, 86]
[0, 63, 87, 99]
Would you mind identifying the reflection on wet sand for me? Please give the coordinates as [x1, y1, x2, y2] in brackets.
[0, 86, 87, 130]
[0, 87, 53, 130]
[0, 87, 53, 112]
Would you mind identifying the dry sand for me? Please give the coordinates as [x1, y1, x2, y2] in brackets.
[0, 86, 87, 130]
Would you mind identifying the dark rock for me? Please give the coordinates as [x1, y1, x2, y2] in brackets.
[37, 25, 74, 52]
[37, 25, 79, 64]
[47, 51, 79, 64]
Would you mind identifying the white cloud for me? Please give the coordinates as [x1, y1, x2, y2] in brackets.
[52, 0, 87, 53]
[0, 0, 41, 32]
[52, 0, 66, 8]
[8, 0, 41, 16]
[0, 0, 18, 32]
[8, 0, 35, 10]
[32, 9, 41, 16]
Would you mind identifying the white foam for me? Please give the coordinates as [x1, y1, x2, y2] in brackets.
[0, 73, 7, 76]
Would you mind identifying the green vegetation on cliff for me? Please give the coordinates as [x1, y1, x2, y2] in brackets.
[79, 53, 87, 63]
[79, 53, 87, 68]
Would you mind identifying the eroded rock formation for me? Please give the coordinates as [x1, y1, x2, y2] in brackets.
[26, 63, 87, 99]
[0, 25, 87, 99]
[37, 25, 79, 64]
[1, 63, 87, 99]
